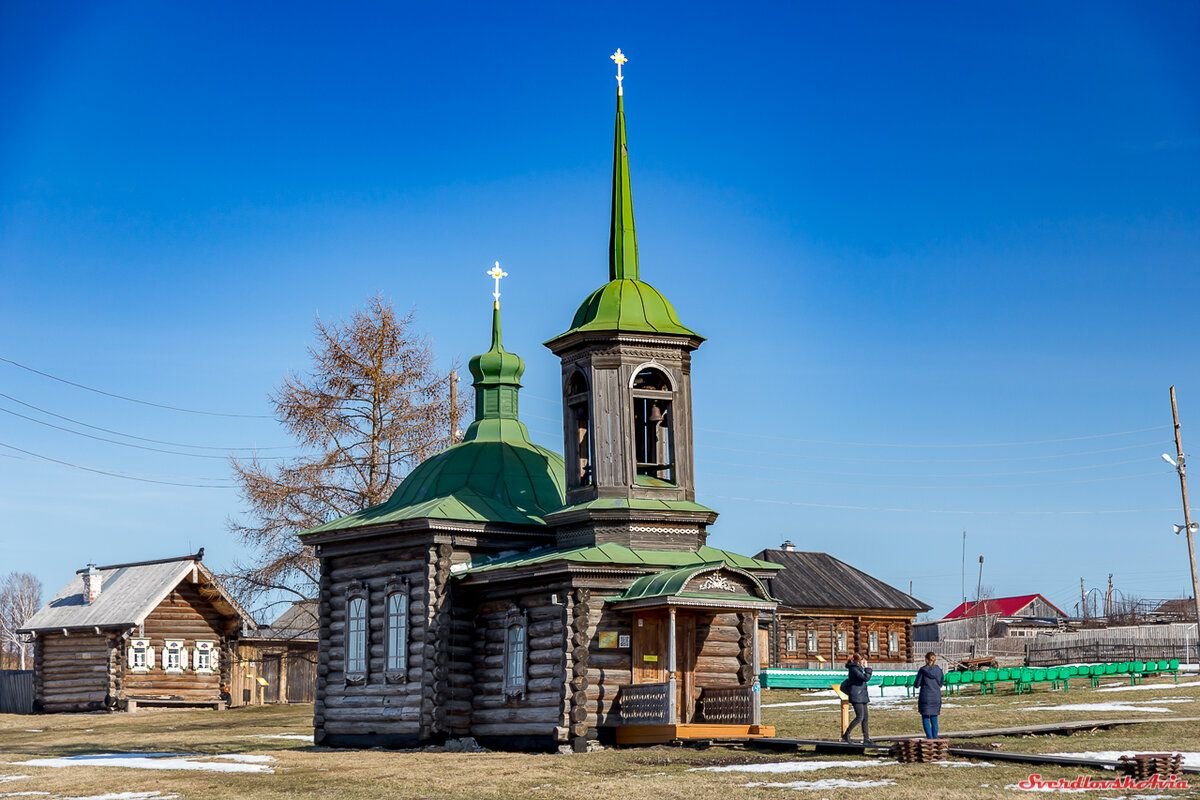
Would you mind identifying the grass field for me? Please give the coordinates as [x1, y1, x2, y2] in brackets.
[1, 674, 1198, 799]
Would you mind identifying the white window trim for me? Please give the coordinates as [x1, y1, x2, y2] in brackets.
[837, 630, 848, 653]
[384, 576, 409, 682]
[868, 631, 879, 654]
[888, 631, 899, 654]
[128, 638, 154, 673]
[806, 630, 818, 654]
[785, 629, 797, 652]
[193, 640, 216, 674]
[163, 639, 186, 674]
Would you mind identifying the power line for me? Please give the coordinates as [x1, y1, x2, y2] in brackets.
[699, 424, 1172, 449]
[705, 455, 1155, 480]
[707, 469, 1165, 491]
[0, 392, 294, 451]
[0, 405, 293, 460]
[0, 356, 272, 419]
[708, 493, 1159, 516]
[699, 439, 1163, 464]
[0, 441, 235, 489]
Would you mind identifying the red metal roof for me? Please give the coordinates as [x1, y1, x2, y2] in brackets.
[943, 593, 1065, 620]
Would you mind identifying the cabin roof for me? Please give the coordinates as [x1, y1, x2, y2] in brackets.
[243, 600, 319, 642]
[20, 552, 255, 633]
[456, 541, 782, 576]
[753, 549, 932, 613]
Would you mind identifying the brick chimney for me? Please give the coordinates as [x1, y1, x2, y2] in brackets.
[82, 564, 102, 604]
[780, 540, 796, 552]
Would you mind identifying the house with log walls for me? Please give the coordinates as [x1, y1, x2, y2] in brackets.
[19, 550, 254, 712]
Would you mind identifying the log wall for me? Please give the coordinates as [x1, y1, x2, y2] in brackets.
[122, 579, 226, 703]
[36, 632, 110, 712]
[772, 612, 917, 668]
[316, 544, 429, 744]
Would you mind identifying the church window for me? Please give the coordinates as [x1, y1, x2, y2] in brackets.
[503, 609, 527, 697]
[385, 580, 409, 680]
[346, 589, 368, 683]
[631, 366, 675, 484]
[566, 370, 593, 486]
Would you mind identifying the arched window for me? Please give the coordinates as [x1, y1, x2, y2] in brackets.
[566, 370, 592, 486]
[503, 609, 527, 697]
[631, 366, 675, 484]
[385, 587, 408, 678]
[346, 594, 368, 680]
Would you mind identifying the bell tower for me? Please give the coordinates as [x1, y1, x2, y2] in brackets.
[545, 50, 717, 550]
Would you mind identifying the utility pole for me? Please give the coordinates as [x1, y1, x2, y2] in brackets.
[449, 370, 460, 443]
[1080, 578, 1087, 622]
[1105, 574, 1114, 620]
[976, 555, 987, 655]
[1168, 386, 1200, 635]
[961, 531, 967, 607]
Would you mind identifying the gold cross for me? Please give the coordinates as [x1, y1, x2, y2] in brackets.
[487, 261, 508, 303]
[610, 48, 628, 94]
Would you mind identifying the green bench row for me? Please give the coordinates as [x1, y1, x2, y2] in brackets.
[944, 658, 1182, 695]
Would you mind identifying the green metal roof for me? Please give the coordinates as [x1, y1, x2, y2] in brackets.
[551, 90, 698, 342]
[609, 563, 774, 606]
[551, 496, 717, 516]
[301, 303, 565, 536]
[458, 541, 782, 576]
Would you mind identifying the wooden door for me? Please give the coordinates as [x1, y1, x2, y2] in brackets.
[286, 653, 315, 704]
[676, 613, 696, 723]
[261, 655, 281, 703]
[632, 613, 666, 685]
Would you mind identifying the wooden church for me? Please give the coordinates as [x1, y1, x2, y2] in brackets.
[300, 50, 782, 751]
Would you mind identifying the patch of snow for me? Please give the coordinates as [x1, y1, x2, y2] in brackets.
[933, 760, 995, 767]
[18, 753, 273, 774]
[0, 780, 27, 786]
[692, 760, 883, 774]
[762, 699, 841, 709]
[1040, 752, 1200, 769]
[0, 793, 50, 798]
[63, 793, 178, 800]
[1096, 681, 1200, 693]
[1025, 702, 1175, 714]
[745, 778, 896, 791]
[1005, 784, 1088, 793]
[247, 733, 313, 741]
[209, 754, 275, 764]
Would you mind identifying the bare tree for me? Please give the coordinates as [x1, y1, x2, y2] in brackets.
[0, 572, 42, 670]
[228, 296, 467, 608]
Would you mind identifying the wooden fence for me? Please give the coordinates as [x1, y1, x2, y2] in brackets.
[0, 670, 34, 714]
[1026, 640, 1198, 667]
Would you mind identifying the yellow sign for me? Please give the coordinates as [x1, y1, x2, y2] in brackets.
[642, 654, 658, 663]
[599, 631, 619, 649]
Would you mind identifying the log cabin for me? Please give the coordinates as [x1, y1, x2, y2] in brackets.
[752, 543, 932, 668]
[234, 600, 318, 706]
[19, 550, 254, 712]
[299, 55, 786, 752]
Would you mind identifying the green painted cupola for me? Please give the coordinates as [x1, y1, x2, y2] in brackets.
[301, 282, 565, 536]
[549, 60, 700, 343]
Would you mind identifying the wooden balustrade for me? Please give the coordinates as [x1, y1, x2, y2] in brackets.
[616, 682, 671, 725]
[696, 684, 754, 725]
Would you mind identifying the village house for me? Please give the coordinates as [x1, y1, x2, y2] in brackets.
[913, 592, 1070, 645]
[299, 53, 783, 752]
[753, 542, 932, 668]
[233, 600, 318, 706]
[19, 550, 255, 713]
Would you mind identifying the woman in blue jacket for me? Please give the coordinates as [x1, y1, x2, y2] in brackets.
[914, 651, 945, 739]
[840, 653, 875, 745]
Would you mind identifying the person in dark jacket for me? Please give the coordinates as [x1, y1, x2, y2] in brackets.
[840, 653, 874, 745]
[914, 651, 945, 739]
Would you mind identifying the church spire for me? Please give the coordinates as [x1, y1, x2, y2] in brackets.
[609, 49, 638, 282]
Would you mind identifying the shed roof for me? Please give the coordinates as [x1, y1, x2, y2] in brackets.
[243, 599, 318, 642]
[753, 549, 932, 613]
[20, 552, 254, 633]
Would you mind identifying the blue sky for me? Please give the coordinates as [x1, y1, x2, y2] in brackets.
[1, 2, 1198, 621]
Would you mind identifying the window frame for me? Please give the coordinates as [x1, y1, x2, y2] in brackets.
[345, 584, 369, 685]
[566, 369, 593, 487]
[128, 638, 153, 673]
[868, 630, 879, 654]
[384, 576, 410, 683]
[888, 630, 899, 654]
[837, 630, 848, 654]
[785, 629, 797, 653]
[806, 629, 818, 654]
[163, 639, 186, 674]
[193, 640, 216, 674]
[502, 608, 528, 699]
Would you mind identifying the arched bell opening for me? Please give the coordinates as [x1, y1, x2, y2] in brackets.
[566, 370, 593, 487]
[631, 366, 675, 486]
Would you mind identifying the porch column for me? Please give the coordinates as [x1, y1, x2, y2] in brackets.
[667, 607, 677, 724]
[751, 611, 762, 725]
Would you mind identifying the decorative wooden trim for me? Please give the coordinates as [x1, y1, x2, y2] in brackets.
[383, 575, 410, 684]
[344, 582, 369, 686]
[502, 605, 529, 699]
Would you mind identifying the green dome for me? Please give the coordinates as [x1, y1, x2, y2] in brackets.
[300, 301, 565, 535]
[565, 278, 698, 338]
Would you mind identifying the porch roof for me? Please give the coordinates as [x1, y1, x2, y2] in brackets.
[605, 563, 777, 611]
[454, 541, 783, 577]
